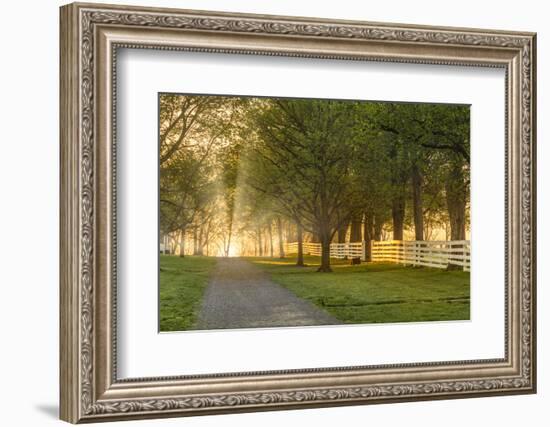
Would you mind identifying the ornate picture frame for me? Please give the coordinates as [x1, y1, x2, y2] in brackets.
[60, 2, 536, 423]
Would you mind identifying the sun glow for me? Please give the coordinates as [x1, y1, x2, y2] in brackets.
[226, 243, 242, 258]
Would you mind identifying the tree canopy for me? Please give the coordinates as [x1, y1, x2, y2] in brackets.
[159, 93, 470, 272]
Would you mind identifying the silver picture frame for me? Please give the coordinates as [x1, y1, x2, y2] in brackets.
[60, 2, 536, 422]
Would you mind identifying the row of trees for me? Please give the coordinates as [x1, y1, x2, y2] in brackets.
[159, 94, 470, 272]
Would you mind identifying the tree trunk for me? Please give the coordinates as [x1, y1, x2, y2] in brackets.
[296, 221, 305, 266]
[445, 162, 467, 272]
[317, 231, 333, 272]
[223, 212, 234, 257]
[257, 226, 263, 256]
[392, 197, 405, 240]
[448, 201, 466, 241]
[179, 228, 185, 257]
[349, 213, 362, 242]
[363, 212, 374, 262]
[446, 165, 467, 241]
[224, 234, 231, 257]
[192, 227, 199, 255]
[196, 225, 204, 256]
[337, 221, 348, 243]
[316, 210, 333, 272]
[286, 222, 293, 242]
[267, 222, 274, 258]
[374, 213, 384, 241]
[411, 164, 424, 241]
[276, 216, 285, 258]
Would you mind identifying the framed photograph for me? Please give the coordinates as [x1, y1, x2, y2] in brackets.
[60, 2, 537, 423]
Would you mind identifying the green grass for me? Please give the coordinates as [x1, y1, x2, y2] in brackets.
[159, 255, 217, 331]
[247, 254, 470, 324]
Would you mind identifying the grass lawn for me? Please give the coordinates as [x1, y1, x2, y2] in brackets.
[159, 255, 217, 331]
[247, 254, 470, 324]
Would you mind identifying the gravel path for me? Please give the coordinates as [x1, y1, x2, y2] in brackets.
[195, 258, 340, 330]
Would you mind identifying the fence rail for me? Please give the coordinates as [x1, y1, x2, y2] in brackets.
[284, 242, 365, 259]
[284, 240, 470, 271]
[372, 240, 470, 271]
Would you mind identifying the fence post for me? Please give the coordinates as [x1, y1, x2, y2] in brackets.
[463, 242, 467, 271]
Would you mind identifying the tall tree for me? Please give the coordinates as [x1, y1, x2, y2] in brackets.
[245, 99, 360, 272]
[358, 102, 470, 242]
[276, 216, 285, 258]
[159, 94, 242, 255]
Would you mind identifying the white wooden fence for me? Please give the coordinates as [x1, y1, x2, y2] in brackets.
[372, 240, 470, 271]
[285, 242, 364, 259]
[159, 235, 171, 254]
[284, 240, 470, 271]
